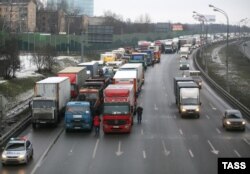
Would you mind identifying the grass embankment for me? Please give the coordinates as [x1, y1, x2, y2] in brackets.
[0, 77, 43, 99]
[197, 41, 250, 109]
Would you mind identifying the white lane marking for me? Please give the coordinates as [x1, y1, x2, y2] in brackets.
[207, 140, 219, 155]
[206, 115, 210, 120]
[234, 150, 241, 157]
[189, 149, 194, 158]
[162, 140, 170, 156]
[216, 128, 221, 134]
[116, 141, 123, 156]
[243, 138, 250, 146]
[92, 139, 100, 159]
[143, 150, 147, 159]
[179, 129, 183, 136]
[68, 142, 77, 155]
[31, 128, 64, 174]
[209, 103, 217, 110]
[154, 104, 158, 111]
[141, 129, 144, 135]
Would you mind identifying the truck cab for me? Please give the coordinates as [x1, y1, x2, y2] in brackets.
[31, 97, 58, 128]
[64, 101, 92, 132]
[129, 53, 147, 70]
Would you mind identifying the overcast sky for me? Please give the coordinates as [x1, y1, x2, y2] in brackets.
[94, 0, 250, 25]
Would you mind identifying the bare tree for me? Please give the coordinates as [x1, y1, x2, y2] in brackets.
[0, 36, 20, 79]
[32, 46, 46, 73]
[43, 44, 57, 72]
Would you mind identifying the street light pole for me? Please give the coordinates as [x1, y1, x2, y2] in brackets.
[239, 18, 248, 40]
[209, 4, 230, 92]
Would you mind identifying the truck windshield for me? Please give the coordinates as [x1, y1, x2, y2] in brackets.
[131, 55, 144, 60]
[103, 103, 130, 115]
[181, 98, 198, 105]
[66, 105, 90, 113]
[79, 93, 98, 101]
[33, 100, 55, 108]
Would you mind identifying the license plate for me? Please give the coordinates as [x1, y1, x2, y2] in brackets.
[39, 121, 46, 124]
[74, 127, 81, 129]
[113, 126, 120, 128]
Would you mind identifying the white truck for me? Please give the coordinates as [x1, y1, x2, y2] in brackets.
[31, 77, 71, 128]
[179, 47, 190, 59]
[176, 81, 201, 118]
[119, 63, 144, 86]
[164, 40, 175, 53]
[113, 70, 138, 98]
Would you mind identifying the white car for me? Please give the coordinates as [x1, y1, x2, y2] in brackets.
[1, 137, 33, 165]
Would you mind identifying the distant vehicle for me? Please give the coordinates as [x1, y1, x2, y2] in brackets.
[164, 40, 175, 53]
[179, 46, 190, 59]
[78, 61, 99, 78]
[179, 60, 190, 70]
[222, 109, 246, 131]
[1, 137, 33, 165]
[140, 50, 154, 66]
[148, 45, 161, 63]
[189, 70, 202, 89]
[129, 53, 147, 70]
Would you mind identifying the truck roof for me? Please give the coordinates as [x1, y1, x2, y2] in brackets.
[120, 63, 142, 68]
[37, 77, 69, 84]
[58, 67, 85, 73]
[78, 62, 98, 66]
[113, 70, 137, 79]
[177, 81, 198, 88]
[67, 101, 90, 106]
[174, 77, 193, 81]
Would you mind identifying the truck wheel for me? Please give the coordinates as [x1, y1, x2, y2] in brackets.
[32, 123, 37, 129]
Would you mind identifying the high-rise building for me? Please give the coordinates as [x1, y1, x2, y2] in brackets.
[46, 0, 93, 16]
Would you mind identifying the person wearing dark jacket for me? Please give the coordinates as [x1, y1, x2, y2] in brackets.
[136, 106, 143, 124]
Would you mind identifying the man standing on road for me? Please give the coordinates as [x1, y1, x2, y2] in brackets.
[93, 114, 101, 136]
[136, 106, 143, 124]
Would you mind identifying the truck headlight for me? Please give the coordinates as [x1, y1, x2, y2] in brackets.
[198, 82, 202, 86]
[226, 121, 231, 125]
[2, 154, 7, 159]
[18, 154, 25, 159]
[242, 121, 246, 125]
[182, 108, 186, 112]
[195, 108, 199, 112]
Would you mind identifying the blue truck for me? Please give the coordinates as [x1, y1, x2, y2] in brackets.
[64, 101, 93, 132]
[141, 50, 154, 66]
[129, 53, 147, 70]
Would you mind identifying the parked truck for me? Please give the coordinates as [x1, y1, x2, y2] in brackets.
[174, 77, 194, 102]
[102, 84, 135, 133]
[31, 77, 71, 128]
[176, 81, 201, 118]
[113, 70, 138, 98]
[64, 101, 92, 132]
[129, 53, 147, 70]
[119, 63, 144, 86]
[57, 67, 87, 98]
[78, 61, 98, 78]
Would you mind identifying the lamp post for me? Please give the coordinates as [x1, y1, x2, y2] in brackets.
[193, 11, 208, 73]
[239, 18, 248, 40]
[209, 4, 230, 92]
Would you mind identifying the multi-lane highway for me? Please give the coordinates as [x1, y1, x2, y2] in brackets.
[1, 52, 250, 174]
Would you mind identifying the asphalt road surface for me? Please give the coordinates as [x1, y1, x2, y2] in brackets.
[1, 52, 250, 174]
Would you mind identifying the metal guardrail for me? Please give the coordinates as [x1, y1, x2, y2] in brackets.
[0, 114, 31, 146]
[193, 48, 250, 119]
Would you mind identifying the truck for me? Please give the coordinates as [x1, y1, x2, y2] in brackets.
[100, 52, 117, 63]
[64, 101, 92, 132]
[129, 53, 147, 70]
[148, 45, 161, 63]
[57, 67, 87, 98]
[31, 77, 71, 128]
[176, 81, 201, 118]
[113, 70, 138, 98]
[188, 70, 202, 89]
[140, 50, 154, 66]
[78, 81, 105, 114]
[78, 61, 98, 78]
[138, 40, 151, 50]
[179, 47, 190, 59]
[119, 63, 144, 86]
[164, 40, 175, 53]
[174, 77, 194, 102]
[102, 84, 135, 133]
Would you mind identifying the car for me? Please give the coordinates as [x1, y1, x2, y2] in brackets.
[179, 60, 190, 70]
[222, 109, 246, 131]
[1, 137, 33, 165]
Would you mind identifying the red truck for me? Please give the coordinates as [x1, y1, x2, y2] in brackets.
[58, 67, 87, 98]
[102, 84, 136, 133]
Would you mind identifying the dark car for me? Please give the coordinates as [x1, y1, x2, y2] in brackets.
[1, 137, 33, 165]
[222, 109, 246, 131]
